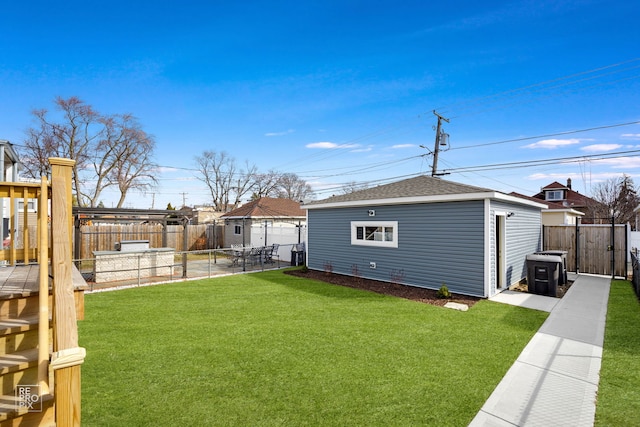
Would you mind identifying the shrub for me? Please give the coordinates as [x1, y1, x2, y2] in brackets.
[390, 269, 405, 285]
[351, 264, 361, 282]
[437, 284, 452, 299]
[323, 261, 334, 275]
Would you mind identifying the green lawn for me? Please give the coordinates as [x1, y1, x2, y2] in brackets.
[595, 280, 640, 427]
[79, 269, 547, 426]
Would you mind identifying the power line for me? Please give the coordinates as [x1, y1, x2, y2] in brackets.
[448, 120, 640, 151]
[313, 147, 640, 198]
[312, 172, 425, 197]
[441, 149, 640, 174]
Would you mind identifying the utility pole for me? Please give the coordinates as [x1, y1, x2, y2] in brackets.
[180, 192, 188, 208]
[431, 110, 450, 177]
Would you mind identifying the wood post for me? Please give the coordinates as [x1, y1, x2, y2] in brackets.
[50, 157, 82, 427]
[38, 175, 50, 394]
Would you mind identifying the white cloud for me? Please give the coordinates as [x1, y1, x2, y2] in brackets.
[391, 144, 415, 149]
[264, 129, 294, 137]
[306, 141, 338, 149]
[350, 146, 373, 153]
[590, 156, 640, 169]
[526, 173, 582, 181]
[523, 138, 581, 149]
[621, 133, 640, 140]
[157, 166, 179, 173]
[306, 142, 362, 150]
[580, 144, 622, 152]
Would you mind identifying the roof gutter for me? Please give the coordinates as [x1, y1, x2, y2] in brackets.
[304, 191, 547, 210]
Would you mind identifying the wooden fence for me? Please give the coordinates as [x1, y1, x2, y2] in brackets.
[543, 223, 628, 277]
[74, 223, 224, 260]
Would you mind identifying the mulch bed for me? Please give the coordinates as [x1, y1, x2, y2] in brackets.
[285, 268, 481, 308]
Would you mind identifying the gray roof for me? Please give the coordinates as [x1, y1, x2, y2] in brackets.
[306, 175, 496, 206]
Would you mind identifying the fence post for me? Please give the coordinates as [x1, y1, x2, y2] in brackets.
[625, 223, 629, 280]
[182, 221, 188, 278]
[575, 219, 580, 274]
[611, 213, 615, 279]
[50, 157, 84, 427]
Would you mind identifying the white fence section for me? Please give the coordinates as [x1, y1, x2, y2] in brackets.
[630, 230, 640, 255]
[250, 222, 307, 260]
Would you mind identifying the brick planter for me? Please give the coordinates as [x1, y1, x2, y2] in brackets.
[93, 248, 175, 283]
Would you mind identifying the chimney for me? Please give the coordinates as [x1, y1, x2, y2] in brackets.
[567, 178, 572, 190]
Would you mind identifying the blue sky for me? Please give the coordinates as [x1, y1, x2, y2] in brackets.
[1, 1, 639, 208]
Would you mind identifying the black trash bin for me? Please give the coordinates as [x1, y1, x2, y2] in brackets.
[526, 254, 562, 297]
[535, 250, 568, 285]
[290, 244, 306, 266]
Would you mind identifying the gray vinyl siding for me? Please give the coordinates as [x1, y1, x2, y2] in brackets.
[307, 200, 487, 297]
[491, 200, 542, 289]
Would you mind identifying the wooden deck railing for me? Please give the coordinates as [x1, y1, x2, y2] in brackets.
[0, 157, 84, 426]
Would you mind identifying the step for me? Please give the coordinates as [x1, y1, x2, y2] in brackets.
[0, 349, 39, 396]
[0, 315, 39, 337]
[0, 389, 54, 425]
[0, 294, 41, 319]
[0, 349, 38, 377]
[0, 315, 43, 365]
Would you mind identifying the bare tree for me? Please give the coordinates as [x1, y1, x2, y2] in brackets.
[22, 126, 57, 178]
[591, 175, 640, 225]
[251, 169, 283, 199]
[276, 173, 315, 201]
[103, 115, 158, 208]
[232, 160, 258, 208]
[194, 151, 257, 211]
[341, 180, 370, 195]
[21, 96, 156, 207]
[22, 97, 101, 204]
[617, 175, 639, 225]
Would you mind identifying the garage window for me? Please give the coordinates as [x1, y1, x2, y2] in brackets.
[351, 221, 398, 248]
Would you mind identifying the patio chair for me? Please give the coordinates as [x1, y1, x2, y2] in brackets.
[248, 246, 263, 265]
[263, 245, 274, 263]
[263, 243, 279, 263]
[230, 244, 244, 267]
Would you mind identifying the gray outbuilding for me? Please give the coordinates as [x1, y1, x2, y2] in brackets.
[303, 175, 546, 298]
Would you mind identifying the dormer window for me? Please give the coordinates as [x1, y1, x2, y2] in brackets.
[546, 190, 564, 201]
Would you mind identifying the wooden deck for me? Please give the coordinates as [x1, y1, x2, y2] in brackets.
[0, 158, 85, 426]
[0, 265, 88, 299]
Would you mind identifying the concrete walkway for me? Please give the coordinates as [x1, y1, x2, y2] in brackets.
[470, 274, 611, 427]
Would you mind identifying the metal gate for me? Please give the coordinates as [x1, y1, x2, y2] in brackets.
[542, 223, 628, 278]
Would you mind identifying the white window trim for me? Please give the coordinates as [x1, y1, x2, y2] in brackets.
[18, 200, 37, 212]
[351, 221, 398, 248]
[234, 225, 242, 235]
[546, 190, 564, 201]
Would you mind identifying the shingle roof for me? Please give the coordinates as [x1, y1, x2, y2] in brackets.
[510, 192, 568, 209]
[221, 197, 305, 218]
[306, 175, 495, 206]
[532, 183, 599, 209]
[541, 181, 567, 190]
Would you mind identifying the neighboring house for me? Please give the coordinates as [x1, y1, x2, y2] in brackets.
[303, 175, 546, 298]
[0, 139, 21, 241]
[191, 205, 224, 224]
[510, 192, 584, 226]
[221, 197, 307, 253]
[634, 204, 640, 231]
[531, 178, 604, 224]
